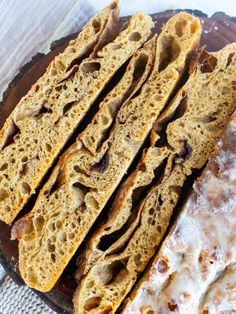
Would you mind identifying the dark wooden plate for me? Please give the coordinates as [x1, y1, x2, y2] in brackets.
[1, 10, 236, 314]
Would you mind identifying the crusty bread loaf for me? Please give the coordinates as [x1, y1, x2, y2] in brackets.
[0, 1, 154, 224]
[12, 12, 201, 293]
[123, 109, 236, 314]
[74, 44, 236, 314]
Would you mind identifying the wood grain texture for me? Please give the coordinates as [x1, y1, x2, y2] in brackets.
[0, 10, 236, 314]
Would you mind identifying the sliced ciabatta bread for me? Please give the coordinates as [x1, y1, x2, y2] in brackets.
[74, 44, 236, 314]
[12, 12, 201, 293]
[11, 36, 156, 292]
[123, 109, 236, 314]
[0, 2, 154, 224]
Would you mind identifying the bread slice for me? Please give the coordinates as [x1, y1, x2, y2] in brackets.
[123, 109, 236, 314]
[74, 44, 236, 314]
[0, 0, 120, 224]
[75, 124, 172, 279]
[12, 12, 201, 293]
[11, 36, 156, 292]
[0, 1, 154, 224]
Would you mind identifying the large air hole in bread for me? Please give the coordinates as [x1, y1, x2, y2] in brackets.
[129, 32, 142, 42]
[158, 36, 181, 72]
[94, 258, 129, 286]
[82, 61, 101, 74]
[199, 51, 218, 73]
[83, 296, 102, 311]
[96, 157, 168, 254]
[34, 105, 53, 118]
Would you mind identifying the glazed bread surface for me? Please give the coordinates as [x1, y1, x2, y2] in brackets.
[123, 110, 236, 314]
[0, 0, 152, 224]
[12, 12, 201, 293]
[74, 44, 236, 313]
[200, 264, 236, 313]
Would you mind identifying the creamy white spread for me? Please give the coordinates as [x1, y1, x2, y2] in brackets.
[123, 113, 236, 314]
[201, 263, 236, 313]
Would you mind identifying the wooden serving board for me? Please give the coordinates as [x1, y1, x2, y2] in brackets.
[1, 10, 236, 314]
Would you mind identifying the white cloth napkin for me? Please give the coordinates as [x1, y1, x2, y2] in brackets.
[0, 276, 54, 314]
